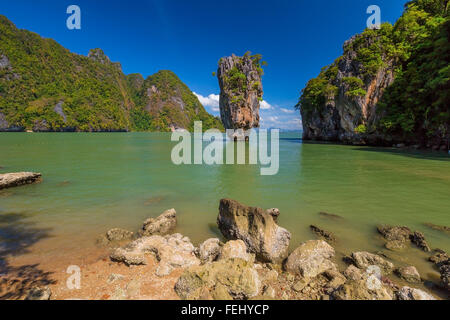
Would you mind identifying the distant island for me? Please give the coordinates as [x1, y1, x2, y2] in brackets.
[0, 16, 222, 133]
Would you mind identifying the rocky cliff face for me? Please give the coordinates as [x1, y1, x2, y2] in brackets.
[299, 32, 396, 145]
[298, 1, 449, 148]
[217, 54, 263, 131]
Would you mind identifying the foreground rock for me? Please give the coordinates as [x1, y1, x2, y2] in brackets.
[285, 240, 336, 278]
[218, 240, 254, 263]
[0, 172, 42, 189]
[175, 258, 261, 300]
[196, 238, 222, 263]
[396, 287, 436, 300]
[110, 234, 199, 276]
[140, 209, 177, 236]
[217, 199, 291, 263]
[350, 252, 394, 275]
[217, 53, 263, 134]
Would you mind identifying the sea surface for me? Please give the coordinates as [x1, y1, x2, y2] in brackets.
[0, 132, 449, 292]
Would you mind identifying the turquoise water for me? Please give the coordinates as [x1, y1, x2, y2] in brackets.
[0, 132, 449, 285]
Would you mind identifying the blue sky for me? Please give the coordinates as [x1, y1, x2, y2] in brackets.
[0, 0, 407, 129]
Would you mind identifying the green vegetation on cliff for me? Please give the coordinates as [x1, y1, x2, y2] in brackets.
[0, 15, 221, 132]
[296, 0, 449, 145]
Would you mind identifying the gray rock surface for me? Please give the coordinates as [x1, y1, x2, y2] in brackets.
[196, 238, 222, 263]
[285, 240, 336, 278]
[217, 199, 291, 263]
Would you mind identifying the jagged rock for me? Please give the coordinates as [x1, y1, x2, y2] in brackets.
[140, 209, 177, 236]
[266, 208, 280, 223]
[332, 279, 394, 300]
[174, 258, 261, 300]
[410, 231, 431, 252]
[310, 225, 336, 243]
[323, 269, 347, 292]
[217, 54, 263, 133]
[196, 238, 222, 263]
[0, 54, 11, 69]
[25, 287, 52, 300]
[377, 225, 411, 242]
[350, 252, 394, 275]
[439, 260, 450, 291]
[217, 199, 291, 263]
[218, 240, 254, 263]
[344, 264, 364, 281]
[396, 287, 436, 300]
[395, 266, 421, 283]
[285, 240, 336, 278]
[429, 250, 448, 266]
[106, 228, 134, 242]
[110, 234, 199, 275]
[53, 101, 67, 123]
[0, 172, 42, 189]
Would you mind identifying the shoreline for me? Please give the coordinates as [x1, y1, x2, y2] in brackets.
[1, 199, 448, 301]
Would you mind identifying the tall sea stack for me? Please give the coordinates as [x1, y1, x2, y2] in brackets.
[217, 53, 264, 139]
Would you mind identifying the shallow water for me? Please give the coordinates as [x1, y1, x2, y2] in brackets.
[0, 132, 449, 294]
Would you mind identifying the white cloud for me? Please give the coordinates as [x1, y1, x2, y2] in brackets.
[280, 108, 295, 114]
[260, 100, 272, 110]
[195, 92, 273, 112]
[193, 92, 220, 111]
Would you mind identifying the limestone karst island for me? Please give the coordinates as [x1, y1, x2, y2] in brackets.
[0, 0, 449, 306]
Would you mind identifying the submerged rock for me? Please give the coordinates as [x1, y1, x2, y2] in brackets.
[396, 287, 436, 300]
[410, 231, 431, 252]
[140, 208, 177, 236]
[310, 225, 336, 243]
[350, 252, 394, 275]
[175, 258, 261, 300]
[217, 53, 263, 132]
[395, 266, 421, 283]
[217, 199, 291, 263]
[423, 222, 450, 234]
[318, 212, 343, 220]
[377, 225, 411, 243]
[0, 172, 42, 189]
[429, 250, 449, 266]
[106, 228, 135, 242]
[285, 240, 336, 278]
[377, 225, 431, 252]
